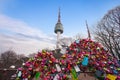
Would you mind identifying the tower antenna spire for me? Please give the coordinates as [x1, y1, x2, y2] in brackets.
[58, 7, 61, 23]
[86, 20, 91, 39]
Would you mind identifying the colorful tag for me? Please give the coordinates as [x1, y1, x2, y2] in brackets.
[35, 72, 41, 80]
[74, 65, 80, 72]
[71, 69, 78, 80]
[56, 64, 61, 72]
[106, 74, 117, 80]
[18, 71, 22, 77]
[82, 56, 88, 66]
[53, 74, 59, 80]
[95, 70, 102, 77]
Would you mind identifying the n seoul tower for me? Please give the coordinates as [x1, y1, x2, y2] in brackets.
[54, 8, 64, 49]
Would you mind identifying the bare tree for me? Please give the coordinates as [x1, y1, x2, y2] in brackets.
[94, 6, 120, 59]
[28, 53, 36, 58]
[0, 50, 17, 68]
[74, 33, 82, 40]
[0, 50, 29, 68]
[17, 54, 26, 59]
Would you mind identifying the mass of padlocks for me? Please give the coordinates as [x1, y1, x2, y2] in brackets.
[16, 38, 120, 80]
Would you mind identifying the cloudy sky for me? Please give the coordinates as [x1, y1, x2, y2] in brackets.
[0, 0, 120, 55]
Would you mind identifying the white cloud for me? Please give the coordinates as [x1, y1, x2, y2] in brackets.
[0, 14, 49, 39]
[0, 14, 56, 55]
